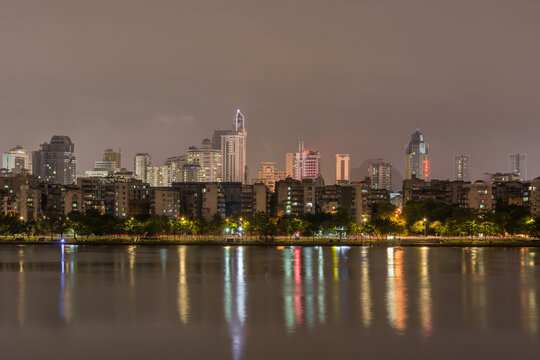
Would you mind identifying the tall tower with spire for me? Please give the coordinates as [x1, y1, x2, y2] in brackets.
[222, 109, 248, 183]
[405, 127, 430, 180]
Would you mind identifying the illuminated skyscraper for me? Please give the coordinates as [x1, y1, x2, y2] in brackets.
[221, 110, 247, 183]
[335, 154, 350, 184]
[368, 159, 392, 191]
[454, 154, 471, 181]
[186, 138, 222, 182]
[508, 153, 527, 180]
[293, 139, 320, 181]
[134, 153, 151, 181]
[2, 145, 31, 174]
[285, 152, 295, 178]
[32, 136, 76, 184]
[405, 129, 430, 181]
[255, 162, 286, 192]
[103, 148, 121, 169]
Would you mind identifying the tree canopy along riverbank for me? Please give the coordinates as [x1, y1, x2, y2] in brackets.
[1, 201, 540, 240]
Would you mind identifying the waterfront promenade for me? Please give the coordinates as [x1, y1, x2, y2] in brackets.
[1, 235, 539, 247]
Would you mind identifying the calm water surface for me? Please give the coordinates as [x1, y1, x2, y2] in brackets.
[0, 245, 539, 359]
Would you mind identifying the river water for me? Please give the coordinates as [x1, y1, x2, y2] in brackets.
[0, 245, 538, 359]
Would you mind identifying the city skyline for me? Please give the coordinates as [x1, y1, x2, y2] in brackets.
[1, 126, 536, 184]
[2, 1, 540, 184]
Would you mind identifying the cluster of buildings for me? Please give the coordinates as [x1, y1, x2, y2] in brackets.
[402, 175, 540, 215]
[1, 112, 537, 225]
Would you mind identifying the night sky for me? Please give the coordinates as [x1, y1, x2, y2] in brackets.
[1, 0, 540, 183]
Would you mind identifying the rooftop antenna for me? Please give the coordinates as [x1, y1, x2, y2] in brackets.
[298, 133, 304, 152]
[416, 120, 420, 131]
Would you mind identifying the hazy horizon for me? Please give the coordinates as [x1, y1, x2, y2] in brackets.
[2, 0, 540, 183]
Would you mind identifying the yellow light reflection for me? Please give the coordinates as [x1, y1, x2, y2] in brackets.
[418, 247, 433, 338]
[178, 246, 189, 324]
[386, 247, 407, 334]
[17, 248, 25, 327]
[360, 247, 372, 328]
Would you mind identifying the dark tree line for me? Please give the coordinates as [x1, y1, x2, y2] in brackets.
[1, 201, 539, 239]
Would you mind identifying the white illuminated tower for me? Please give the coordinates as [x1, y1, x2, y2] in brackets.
[133, 153, 151, 181]
[222, 109, 248, 183]
[293, 138, 320, 180]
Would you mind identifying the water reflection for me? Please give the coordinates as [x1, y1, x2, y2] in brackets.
[360, 247, 372, 328]
[304, 247, 315, 329]
[386, 247, 407, 334]
[224, 247, 247, 360]
[178, 247, 189, 324]
[317, 247, 326, 325]
[17, 247, 25, 327]
[462, 248, 487, 329]
[1, 245, 540, 359]
[418, 247, 433, 338]
[520, 249, 538, 335]
[283, 247, 295, 332]
[59, 245, 75, 323]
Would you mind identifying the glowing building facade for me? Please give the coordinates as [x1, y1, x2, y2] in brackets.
[335, 154, 350, 184]
[186, 139, 222, 182]
[293, 140, 320, 181]
[32, 136, 77, 185]
[133, 153, 151, 181]
[405, 129, 430, 181]
[2, 145, 31, 174]
[221, 110, 247, 183]
[368, 159, 392, 191]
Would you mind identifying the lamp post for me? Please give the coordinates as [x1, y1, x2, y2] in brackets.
[423, 218, 427, 237]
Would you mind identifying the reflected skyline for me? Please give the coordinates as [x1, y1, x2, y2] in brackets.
[0, 245, 539, 359]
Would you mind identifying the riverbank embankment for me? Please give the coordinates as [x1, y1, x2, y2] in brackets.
[1, 235, 539, 247]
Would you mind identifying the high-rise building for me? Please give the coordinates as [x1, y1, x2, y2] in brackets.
[181, 164, 202, 182]
[212, 130, 233, 150]
[508, 153, 527, 180]
[134, 153, 151, 181]
[405, 128, 430, 181]
[186, 138, 222, 182]
[32, 136, 77, 185]
[335, 154, 350, 184]
[285, 152, 295, 178]
[368, 159, 393, 191]
[103, 148, 121, 168]
[146, 165, 171, 187]
[164, 155, 187, 183]
[254, 162, 286, 192]
[2, 145, 31, 174]
[454, 155, 471, 181]
[221, 110, 247, 183]
[293, 140, 320, 181]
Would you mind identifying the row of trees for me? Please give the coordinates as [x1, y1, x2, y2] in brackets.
[371, 201, 540, 238]
[1, 202, 539, 238]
